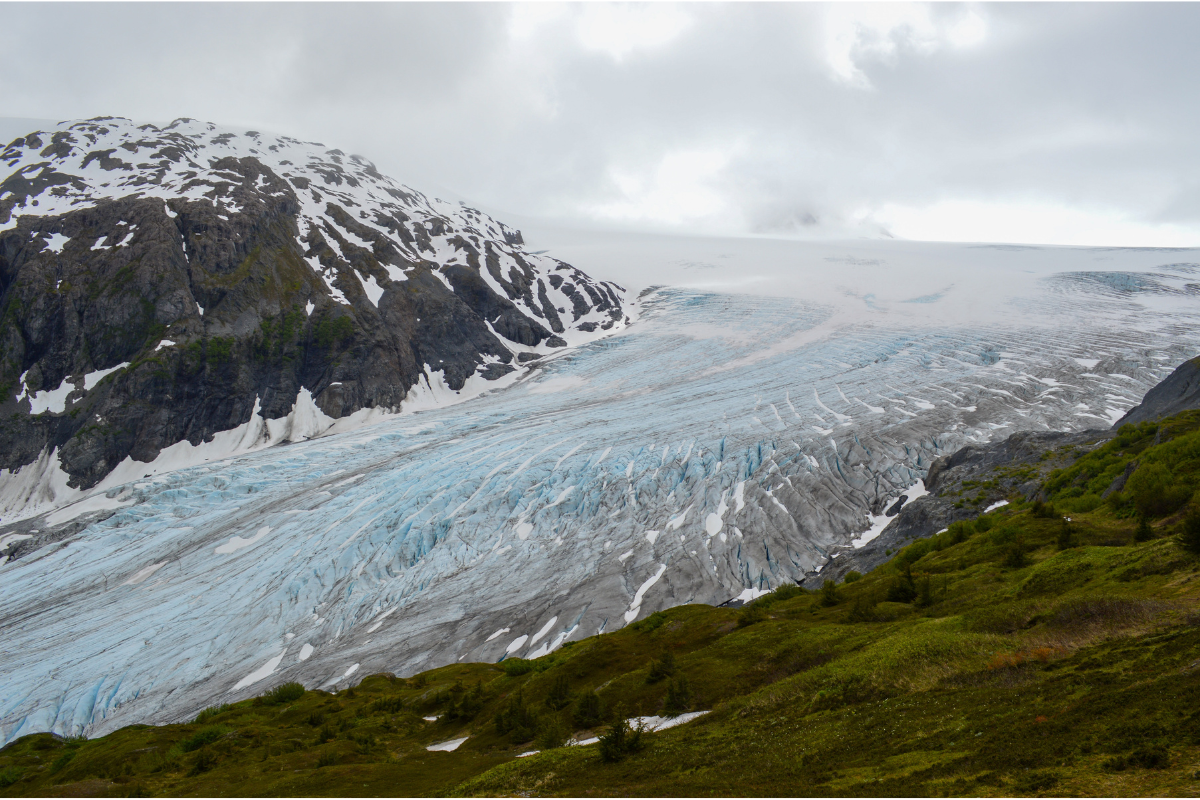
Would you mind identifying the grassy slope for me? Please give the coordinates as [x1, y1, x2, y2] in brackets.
[5, 414, 1200, 797]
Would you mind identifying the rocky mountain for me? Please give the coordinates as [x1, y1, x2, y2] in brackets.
[811, 352, 1200, 587]
[0, 117, 627, 514]
[1115, 356, 1200, 427]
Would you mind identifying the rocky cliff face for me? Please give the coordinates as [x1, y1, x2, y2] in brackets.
[0, 118, 626, 502]
[1114, 356, 1200, 427]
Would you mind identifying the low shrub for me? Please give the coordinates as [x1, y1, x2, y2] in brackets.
[180, 725, 231, 753]
[503, 658, 535, 677]
[544, 675, 572, 710]
[193, 704, 232, 725]
[647, 651, 677, 683]
[0, 766, 23, 788]
[820, 580, 840, 607]
[663, 676, 692, 716]
[1180, 510, 1200, 555]
[535, 714, 569, 750]
[738, 602, 768, 627]
[598, 713, 646, 763]
[572, 690, 603, 729]
[261, 682, 305, 706]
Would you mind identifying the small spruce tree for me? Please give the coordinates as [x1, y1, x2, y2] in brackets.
[820, 580, 840, 607]
[1180, 510, 1200, 555]
[1135, 515, 1154, 542]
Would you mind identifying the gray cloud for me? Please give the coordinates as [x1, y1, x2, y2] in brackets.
[1, 2, 1198, 243]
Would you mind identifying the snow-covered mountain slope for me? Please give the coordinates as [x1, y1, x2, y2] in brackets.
[2, 233, 1198, 744]
[0, 117, 627, 515]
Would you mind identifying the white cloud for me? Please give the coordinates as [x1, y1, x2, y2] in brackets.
[508, 2, 692, 62]
[822, 3, 988, 88]
[575, 3, 692, 62]
[589, 146, 738, 228]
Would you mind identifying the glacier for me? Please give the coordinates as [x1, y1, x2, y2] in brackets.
[2, 235, 1200, 745]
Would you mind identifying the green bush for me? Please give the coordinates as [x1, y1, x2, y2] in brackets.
[0, 766, 23, 788]
[663, 676, 692, 716]
[885, 564, 917, 603]
[598, 713, 646, 763]
[572, 690, 603, 729]
[1002, 538, 1030, 569]
[494, 691, 538, 744]
[317, 725, 335, 744]
[1031, 500, 1057, 519]
[544, 675, 572, 710]
[193, 704, 232, 724]
[820, 580, 840, 607]
[737, 602, 768, 627]
[50, 749, 77, 774]
[503, 658, 535, 677]
[842, 571, 862, 584]
[1056, 517, 1075, 550]
[448, 680, 486, 720]
[646, 651, 677, 684]
[1126, 463, 1190, 518]
[845, 593, 878, 623]
[261, 682, 305, 705]
[535, 714, 569, 750]
[1180, 510, 1200, 555]
[180, 725, 231, 753]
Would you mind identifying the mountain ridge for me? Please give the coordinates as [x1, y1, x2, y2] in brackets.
[0, 117, 628, 517]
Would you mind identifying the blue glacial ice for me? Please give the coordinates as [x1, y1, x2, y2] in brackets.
[2, 255, 1199, 744]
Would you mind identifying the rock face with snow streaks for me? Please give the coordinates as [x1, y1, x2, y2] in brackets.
[0, 117, 626, 498]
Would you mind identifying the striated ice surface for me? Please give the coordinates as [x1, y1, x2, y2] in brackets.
[2, 243, 1200, 744]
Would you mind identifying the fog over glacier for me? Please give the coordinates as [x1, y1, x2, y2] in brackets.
[3, 231, 1198, 744]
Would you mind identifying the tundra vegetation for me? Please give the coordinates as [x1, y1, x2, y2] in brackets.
[4, 412, 1200, 796]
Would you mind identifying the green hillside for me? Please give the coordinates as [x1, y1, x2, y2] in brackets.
[5, 412, 1200, 797]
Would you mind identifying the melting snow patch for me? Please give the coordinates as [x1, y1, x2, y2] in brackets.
[154, 340, 175, 351]
[231, 650, 286, 691]
[984, 499, 1009, 512]
[215, 525, 272, 555]
[852, 480, 928, 548]
[359, 273, 385, 306]
[122, 561, 168, 586]
[624, 563, 667, 623]
[83, 363, 130, 391]
[298, 643, 314, 662]
[530, 617, 558, 646]
[486, 627, 511, 642]
[645, 530, 659, 545]
[42, 232, 70, 253]
[505, 634, 529, 654]
[736, 587, 770, 604]
[426, 737, 468, 752]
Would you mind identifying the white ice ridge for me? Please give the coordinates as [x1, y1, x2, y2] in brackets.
[1, 280, 1197, 745]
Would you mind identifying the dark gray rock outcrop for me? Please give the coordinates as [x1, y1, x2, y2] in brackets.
[0, 117, 627, 498]
[1113, 356, 1200, 427]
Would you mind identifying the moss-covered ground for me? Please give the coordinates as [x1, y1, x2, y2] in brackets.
[5, 414, 1200, 796]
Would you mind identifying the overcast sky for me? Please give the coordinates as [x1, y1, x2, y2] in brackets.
[2, 2, 1198, 246]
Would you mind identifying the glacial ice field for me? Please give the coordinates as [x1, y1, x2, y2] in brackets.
[3, 238, 1200, 744]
